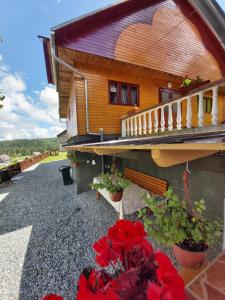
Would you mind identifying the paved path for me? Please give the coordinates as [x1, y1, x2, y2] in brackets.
[0, 160, 117, 300]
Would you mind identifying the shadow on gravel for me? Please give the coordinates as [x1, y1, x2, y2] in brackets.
[0, 160, 117, 300]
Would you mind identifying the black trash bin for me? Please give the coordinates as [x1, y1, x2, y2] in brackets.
[59, 166, 73, 185]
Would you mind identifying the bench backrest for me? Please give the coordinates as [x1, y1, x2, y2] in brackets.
[124, 168, 168, 196]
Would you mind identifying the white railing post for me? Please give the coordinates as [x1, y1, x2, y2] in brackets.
[186, 95, 192, 128]
[212, 86, 218, 126]
[143, 113, 147, 135]
[148, 111, 152, 134]
[168, 104, 173, 131]
[130, 117, 134, 136]
[134, 115, 138, 136]
[121, 120, 126, 137]
[154, 109, 158, 133]
[176, 100, 182, 130]
[127, 118, 130, 136]
[160, 106, 165, 132]
[138, 114, 142, 135]
[198, 92, 204, 127]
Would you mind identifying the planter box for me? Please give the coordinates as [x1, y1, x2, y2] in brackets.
[178, 80, 210, 95]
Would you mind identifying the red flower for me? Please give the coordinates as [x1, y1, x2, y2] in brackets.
[93, 236, 121, 267]
[108, 220, 147, 248]
[154, 252, 187, 300]
[77, 269, 119, 300]
[42, 295, 64, 300]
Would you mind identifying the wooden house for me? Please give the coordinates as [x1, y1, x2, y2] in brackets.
[40, 0, 225, 224]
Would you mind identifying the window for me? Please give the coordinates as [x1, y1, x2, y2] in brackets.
[197, 96, 212, 113]
[109, 81, 139, 106]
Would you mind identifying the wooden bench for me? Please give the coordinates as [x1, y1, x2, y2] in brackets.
[93, 168, 168, 219]
[124, 168, 168, 196]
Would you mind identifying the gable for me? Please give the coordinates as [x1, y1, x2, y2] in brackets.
[54, 0, 225, 81]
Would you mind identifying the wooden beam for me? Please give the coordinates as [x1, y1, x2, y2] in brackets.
[151, 149, 218, 167]
[94, 148, 129, 155]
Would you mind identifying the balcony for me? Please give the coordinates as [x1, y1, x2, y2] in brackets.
[121, 78, 225, 138]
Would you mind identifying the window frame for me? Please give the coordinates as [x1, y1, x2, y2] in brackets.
[108, 80, 139, 106]
[197, 96, 213, 113]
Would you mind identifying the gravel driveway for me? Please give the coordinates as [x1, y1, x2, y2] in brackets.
[0, 160, 117, 300]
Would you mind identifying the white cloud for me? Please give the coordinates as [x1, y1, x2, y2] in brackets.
[0, 56, 65, 141]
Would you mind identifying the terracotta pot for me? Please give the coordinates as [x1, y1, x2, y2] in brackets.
[172, 244, 207, 269]
[127, 106, 140, 116]
[74, 162, 80, 167]
[109, 191, 123, 202]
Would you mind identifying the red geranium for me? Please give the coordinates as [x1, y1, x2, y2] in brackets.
[44, 220, 186, 300]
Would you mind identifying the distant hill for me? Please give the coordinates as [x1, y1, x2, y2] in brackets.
[0, 138, 59, 156]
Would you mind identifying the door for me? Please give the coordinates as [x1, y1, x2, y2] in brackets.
[159, 88, 180, 128]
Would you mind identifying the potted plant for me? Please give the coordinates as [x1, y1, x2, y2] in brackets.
[43, 220, 186, 300]
[67, 151, 81, 167]
[138, 187, 223, 269]
[179, 76, 210, 95]
[91, 166, 130, 202]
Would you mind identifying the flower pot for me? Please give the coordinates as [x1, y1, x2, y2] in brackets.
[73, 162, 80, 167]
[172, 243, 207, 269]
[109, 191, 123, 202]
[127, 106, 140, 116]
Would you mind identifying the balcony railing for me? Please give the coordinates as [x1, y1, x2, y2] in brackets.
[121, 78, 225, 138]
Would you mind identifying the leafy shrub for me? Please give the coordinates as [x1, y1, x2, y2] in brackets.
[138, 187, 223, 248]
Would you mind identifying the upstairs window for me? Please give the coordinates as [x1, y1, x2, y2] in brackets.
[109, 81, 139, 106]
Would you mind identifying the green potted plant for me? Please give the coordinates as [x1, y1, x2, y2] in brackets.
[138, 187, 223, 269]
[67, 151, 81, 167]
[91, 166, 130, 202]
[179, 75, 210, 95]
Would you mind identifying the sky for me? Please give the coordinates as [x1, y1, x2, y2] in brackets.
[0, 0, 224, 141]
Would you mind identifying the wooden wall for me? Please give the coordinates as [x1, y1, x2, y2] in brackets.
[114, 6, 222, 81]
[66, 54, 225, 136]
[70, 70, 180, 135]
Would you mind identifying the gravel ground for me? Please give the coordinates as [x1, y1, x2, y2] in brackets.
[0, 160, 223, 300]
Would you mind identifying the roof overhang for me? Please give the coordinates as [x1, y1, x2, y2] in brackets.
[65, 130, 225, 167]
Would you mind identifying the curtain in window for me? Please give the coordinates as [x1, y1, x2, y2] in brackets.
[130, 87, 137, 105]
[110, 83, 117, 103]
[121, 84, 128, 104]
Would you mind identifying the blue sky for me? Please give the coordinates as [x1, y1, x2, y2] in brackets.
[0, 0, 224, 140]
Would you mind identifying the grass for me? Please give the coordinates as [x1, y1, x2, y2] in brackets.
[41, 152, 67, 163]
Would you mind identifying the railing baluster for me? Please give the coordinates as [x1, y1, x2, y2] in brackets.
[148, 111, 152, 134]
[168, 104, 173, 131]
[212, 86, 218, 126]
[138, 114, 142, 135]
[154, 109, 158, 133]
[134, 115, 138, 136]
[160, 106, 165, 132]
[198, 92, 204, 127]
[122, 119, 126, 137]
[176, 100, 182, 130]
[130, 117, 134, 136]
[143, 113, 147, 135]
[127, 118, 130, 136]
[186, 95, 192, 128]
